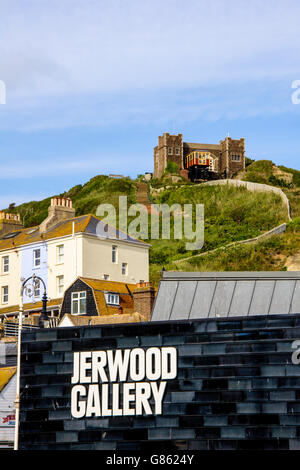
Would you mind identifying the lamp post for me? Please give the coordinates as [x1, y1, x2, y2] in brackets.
[14, 274, 48, 451]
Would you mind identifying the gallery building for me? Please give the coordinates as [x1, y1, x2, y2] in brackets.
[18, 271, 300, 451]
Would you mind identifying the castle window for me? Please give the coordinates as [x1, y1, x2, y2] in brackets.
[232, 154, 241, 161]
[168, 147, 172, 155]
[175, 148, 180, 155]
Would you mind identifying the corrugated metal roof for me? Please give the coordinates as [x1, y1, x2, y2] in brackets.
[151, 271, 300, 321]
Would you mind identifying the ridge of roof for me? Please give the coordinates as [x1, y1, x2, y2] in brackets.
[0, 213, 149, 251]
[79, 276, 136, 292]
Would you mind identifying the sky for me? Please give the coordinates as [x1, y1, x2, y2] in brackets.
[0, 0, 300, 208]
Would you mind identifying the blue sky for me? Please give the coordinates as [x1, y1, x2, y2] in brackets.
[0, 0, 300, 208]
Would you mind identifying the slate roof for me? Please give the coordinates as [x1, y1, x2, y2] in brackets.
[151, 271, 300, 321]
[0, 214, 149, 252]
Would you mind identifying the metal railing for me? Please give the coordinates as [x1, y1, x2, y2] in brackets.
[3, 322, 39, 338]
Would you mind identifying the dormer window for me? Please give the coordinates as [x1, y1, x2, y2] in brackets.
[71, 291, 87, 315]
[105, 293, 120, 305]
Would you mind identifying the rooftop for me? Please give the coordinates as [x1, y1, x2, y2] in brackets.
[151, 271, 300, 321]
[0, 213, 149, 252]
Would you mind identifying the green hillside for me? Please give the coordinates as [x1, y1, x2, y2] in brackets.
[2, 160, 300, 286]
[238, 160, 300, 217]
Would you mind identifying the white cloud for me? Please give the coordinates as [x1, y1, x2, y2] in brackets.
[0, 0, 299, 132]
[1, 0, 300, 100]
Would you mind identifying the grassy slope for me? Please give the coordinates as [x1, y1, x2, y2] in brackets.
[3, 160, 300, 287]
[6, 176, 137, 228]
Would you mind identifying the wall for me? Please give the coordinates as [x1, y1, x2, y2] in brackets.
[0, 248, 21, 308]
[47, 235, 82, 299]
[82, 236, 149, 284]
[21, 242, 48, 304]
[19, 313, 300, 450]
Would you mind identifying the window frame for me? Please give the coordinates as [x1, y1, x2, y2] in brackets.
[121, 262, 128, 276]
[112, 245, 118, 264]
[57, 244, 64, 264]
[105, 292, 120, 305]
[2, 256, 9, 274]
[71, 291, 87, 315]
[2, 286, 8, 304]
[33, 248, 41, 268]
[34, 279, 40, 298]
[57, 275, 64, 296]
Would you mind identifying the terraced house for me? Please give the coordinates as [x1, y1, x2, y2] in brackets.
[0, 197, 149, 322]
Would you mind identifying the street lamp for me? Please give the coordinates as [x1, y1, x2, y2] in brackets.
[14, 274, 48, 451]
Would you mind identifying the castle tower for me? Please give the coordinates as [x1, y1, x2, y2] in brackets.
[219, 136, 245, 178]
[153, 133, 183, 178]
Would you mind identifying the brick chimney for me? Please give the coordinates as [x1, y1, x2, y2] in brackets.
[0, 212, 23, 237]
[133, 282, 156, 322]
[39, 197, 75, 233]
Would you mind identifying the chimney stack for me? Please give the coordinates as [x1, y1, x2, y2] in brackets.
[39, 197, 75, 233]
[0, 212, 23, 237]
[133, 282, 155, 322]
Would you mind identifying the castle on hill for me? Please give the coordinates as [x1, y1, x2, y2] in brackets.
[153, 132, 246, 181]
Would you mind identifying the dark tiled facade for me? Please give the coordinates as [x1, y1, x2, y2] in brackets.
[19, 314, 300, 450]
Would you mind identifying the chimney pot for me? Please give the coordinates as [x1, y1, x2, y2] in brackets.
[40, 197, 75, 233]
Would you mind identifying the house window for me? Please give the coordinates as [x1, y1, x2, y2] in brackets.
[122, 263, 128, 275]
[105, 293, 120, 305]
[2, 256, 9, 274]
[168, 147, 172, 155]
[57, 275, 64, 296]
[57, 244, 64, 264]
[2, 286, 8, 304]
[112, 245, 118, 263]
[34, 279, 40, 297]
[71, 291, 87, 315]
[231, 154, 241, 161]
[175, 148, 180, 155]
[33, 249, 41, 267]
[103, 274, 110, 280]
